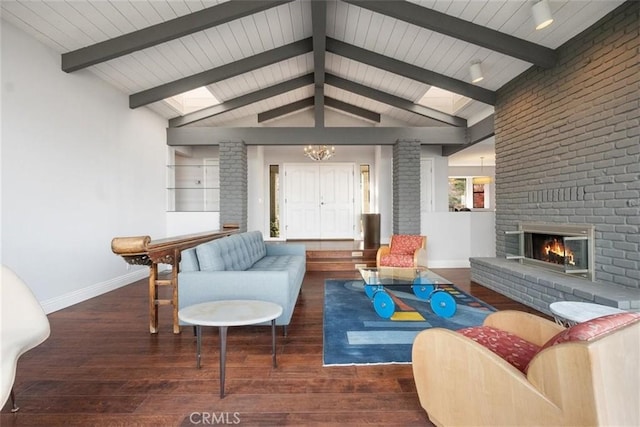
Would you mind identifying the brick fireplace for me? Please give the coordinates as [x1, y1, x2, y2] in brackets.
[470, 2, 640, 314]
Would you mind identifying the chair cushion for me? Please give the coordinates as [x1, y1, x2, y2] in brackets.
[540, 312, 640, 350]
[379, 253, 414, 267]
[390, 235, 424, 255]
[457, 326, 540, 373]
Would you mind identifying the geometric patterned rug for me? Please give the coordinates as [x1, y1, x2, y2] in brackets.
[323, 279, 496, 366]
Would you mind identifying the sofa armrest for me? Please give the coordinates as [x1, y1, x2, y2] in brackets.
[483, 310, 564, 346]
[412, 327, 563, 426]
[376, 246, 390, 267]
[266, 243, 306, 256]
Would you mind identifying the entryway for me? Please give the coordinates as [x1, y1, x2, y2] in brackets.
[282, 163, 355, 239]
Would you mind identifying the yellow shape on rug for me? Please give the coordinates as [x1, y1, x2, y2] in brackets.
[391, 311, 425, 321]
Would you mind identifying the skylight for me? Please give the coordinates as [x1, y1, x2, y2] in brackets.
[166, 86, 220, 115]
[417, 87, 471, 116]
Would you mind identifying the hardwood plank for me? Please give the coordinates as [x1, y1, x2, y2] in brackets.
[1, 268, 544, 426]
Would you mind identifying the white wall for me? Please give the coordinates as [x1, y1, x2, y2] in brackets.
[422, 211, 496, 268]
[417, 149, 496, 266]
[1, 20, 168, 313]
[248, 145, 265, 233]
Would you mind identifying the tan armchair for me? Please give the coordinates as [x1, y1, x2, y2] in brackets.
[412, 310, 640, 426]
[376, 234, 427, 268]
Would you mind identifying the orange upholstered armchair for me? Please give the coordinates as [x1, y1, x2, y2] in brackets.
[376, 234, 427, 268]
[412, 310, 640, 427]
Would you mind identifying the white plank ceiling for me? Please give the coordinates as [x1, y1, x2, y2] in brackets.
[0, 0, 627, 162]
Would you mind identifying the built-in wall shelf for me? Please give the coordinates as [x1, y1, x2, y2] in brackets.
[167, 163, 219, 212]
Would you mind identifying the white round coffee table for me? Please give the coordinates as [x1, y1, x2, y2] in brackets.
[178, 299, 283, 398]
[549, 301, 626, 327]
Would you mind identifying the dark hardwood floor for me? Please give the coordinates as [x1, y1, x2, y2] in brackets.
[1, 269, 545, 426]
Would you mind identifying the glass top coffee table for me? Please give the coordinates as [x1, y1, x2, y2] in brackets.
[358, 267, 457, 319]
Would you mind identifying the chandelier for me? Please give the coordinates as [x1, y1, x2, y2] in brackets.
[303, 145, 335, 161]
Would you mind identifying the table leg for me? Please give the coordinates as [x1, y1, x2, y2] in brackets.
[271, 319, 277, 368]
[553, 316, 575, 328]
[148, 263, 159, 334]
[219, 325, 228, 398]
[196, 325, 202, 369]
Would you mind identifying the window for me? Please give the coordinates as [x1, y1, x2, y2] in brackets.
[269, 165, 280, 238]
[449, 177, 491, 211]
[360, 165, 370, 213]
[449, 178, 467, 211]
[473, 183, 485, 209]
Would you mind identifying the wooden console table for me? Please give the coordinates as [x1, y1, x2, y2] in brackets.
[111, 228, 238, 334]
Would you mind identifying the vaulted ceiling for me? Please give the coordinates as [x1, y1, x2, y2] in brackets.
[0, 0, 626, 162]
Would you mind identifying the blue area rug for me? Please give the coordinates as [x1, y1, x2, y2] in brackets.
[323, 279, 496, 366]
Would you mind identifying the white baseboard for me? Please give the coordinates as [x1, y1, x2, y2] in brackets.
[40, 269, 149, 314]
[427, 260, 471, 269]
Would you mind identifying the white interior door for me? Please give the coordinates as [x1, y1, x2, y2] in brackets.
[421, 158, 434, 213]
[283, 164, 320, 238]
[283, 163, 354, 239]
[319, 164, 354, 239]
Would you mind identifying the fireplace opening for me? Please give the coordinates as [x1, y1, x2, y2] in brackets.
[528, 234, 576, 266]
[506, 223, 594, 281]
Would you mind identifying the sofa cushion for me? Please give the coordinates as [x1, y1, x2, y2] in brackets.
[240, 231, 267, 265]
[216, 235, 253, 271]
[196, 240, 226, 271]
[180, 247, 200, 272]
[457, 326, 540, 373]
[540, 312, 640, 350]
[379, 253, 414, 267]
[390, 235, 424, 255]
[195, 231, 268, 272]
[250, 255, 305, 289]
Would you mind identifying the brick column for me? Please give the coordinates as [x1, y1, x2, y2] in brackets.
[393, 140, 421, 234]
[219, 141, 247, 231]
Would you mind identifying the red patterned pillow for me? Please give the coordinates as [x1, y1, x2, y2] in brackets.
[541, 312, 640, 351]
[390, 235, 424, 255]
[458, 326, 540, 373]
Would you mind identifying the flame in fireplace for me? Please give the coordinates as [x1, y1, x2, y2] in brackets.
[544, 239, 575, 266]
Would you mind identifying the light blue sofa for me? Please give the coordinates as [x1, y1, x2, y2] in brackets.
[178, 231, 306, 330]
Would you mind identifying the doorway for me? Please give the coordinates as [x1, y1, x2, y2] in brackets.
[283, 163, 355, 239]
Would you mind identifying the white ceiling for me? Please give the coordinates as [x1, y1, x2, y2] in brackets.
[448, 137, 496, 166]
[0, 0, 626, 164]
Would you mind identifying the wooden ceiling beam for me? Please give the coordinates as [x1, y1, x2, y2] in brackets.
[326, 38, 496, 105]
[169, 74, 314, 127]
[343, 0, 557, 68]
[326, 74, 466, 127]
[311, 0, 327, 127]
[167, 126, 466, 146]
[325, 97, 380, 123]
[258, 97, 315, 123]
[442, 114, 495, 156]
[257, 96, 381, 123]
[62, 0, 292, 72]
[129, 38, 313, 108]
